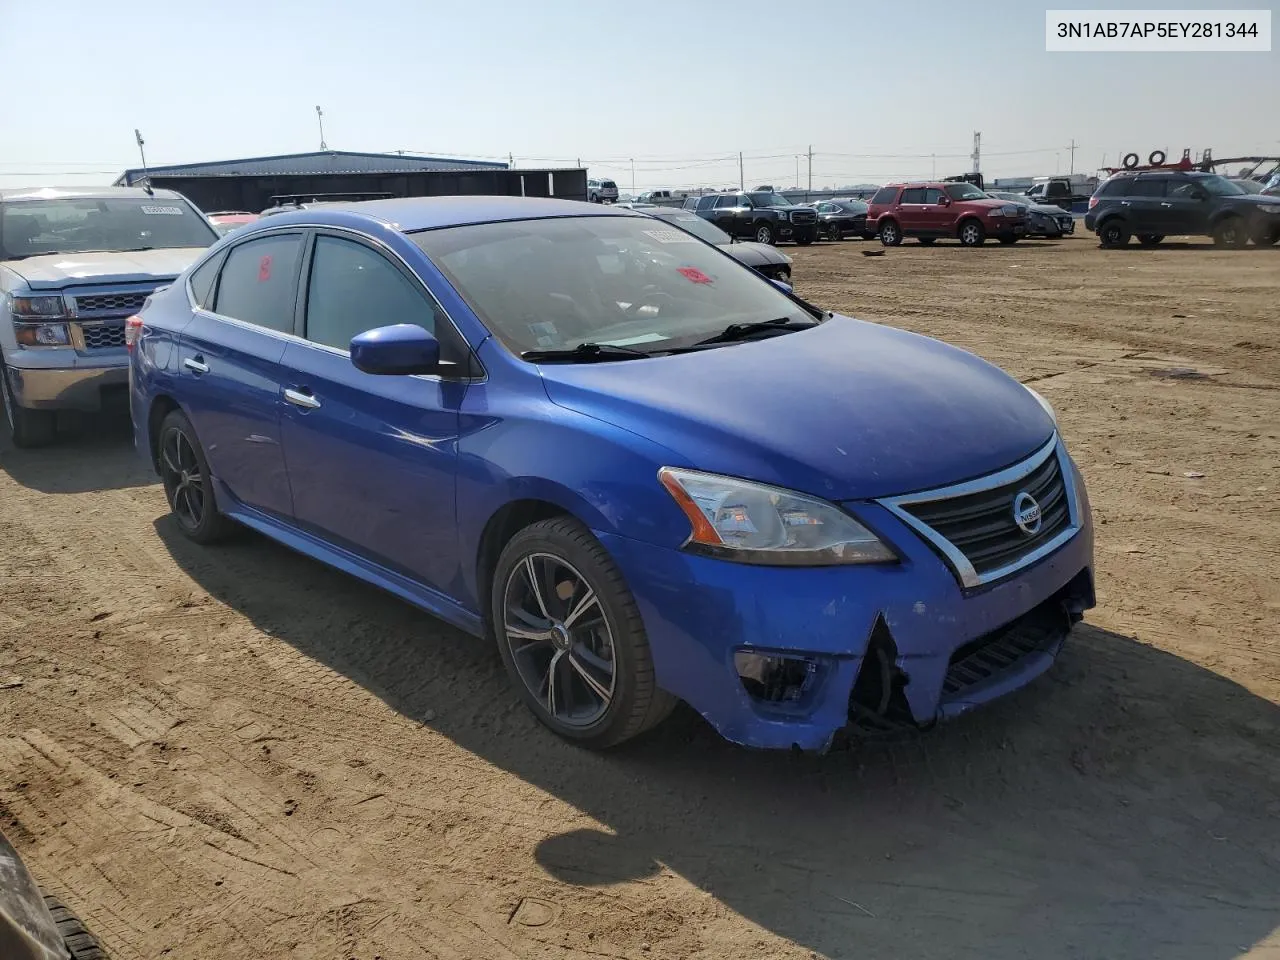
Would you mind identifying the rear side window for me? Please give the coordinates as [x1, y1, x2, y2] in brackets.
[1126, 178, 1167, 198]
[213, 233, 302, 333]
[900, 188, 925, 204]
[304, 236, 437, 351]
[871, 186, 898, 204]
[696, 196, 717, 211]
[188, 252, 224, 309]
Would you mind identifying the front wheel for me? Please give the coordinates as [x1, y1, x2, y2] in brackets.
[158, 409, 233, 543]
[0, 361, 57, 448]
[1253, 227, 1280, 246]
[958, 219, 986, 246]
[1137, 234, 1164, 246]
[493, 517, 675, 749]
[754, 222, 775, 245]
[1212, 218, 1248, 248]
[878, 219, 902, 246]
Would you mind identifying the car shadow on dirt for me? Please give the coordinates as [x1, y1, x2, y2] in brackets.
[0, 413, 152, 493]
[155, 518, 1280, 960]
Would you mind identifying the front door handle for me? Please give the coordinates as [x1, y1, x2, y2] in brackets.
[284, 387, 321, 410]
[1160, 202, 1173, 207]
[182, 356, 209, 374]
[1119, 200, 1130, 206]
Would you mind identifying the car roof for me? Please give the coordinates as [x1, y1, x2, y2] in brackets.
[246, 195, 644, 232]
[0, 185, 188, 202]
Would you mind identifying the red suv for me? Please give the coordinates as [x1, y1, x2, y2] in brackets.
[866, 181, 1028, 247]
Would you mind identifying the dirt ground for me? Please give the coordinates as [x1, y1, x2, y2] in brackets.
[2, 233, 1278, 960]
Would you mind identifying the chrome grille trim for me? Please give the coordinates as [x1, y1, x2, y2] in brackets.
[877, 434, 1081, 589]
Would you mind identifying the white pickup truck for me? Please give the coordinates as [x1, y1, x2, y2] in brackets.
[0, 186, 217, 446]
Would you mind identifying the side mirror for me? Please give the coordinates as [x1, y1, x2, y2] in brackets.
[1191, 189, 1209, 201]
[350, 324, 440, 375]
[769, 277, 794, 296]
[938, 195, 951, 206]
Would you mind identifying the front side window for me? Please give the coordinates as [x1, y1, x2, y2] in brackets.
[714, 195, 738, 209]
[411, 215, 811, 357]
[304, 236, 437, 351]
[213, 233, 303, 334]
[0, 195, 218, 260]
[922, 188, 945, 204]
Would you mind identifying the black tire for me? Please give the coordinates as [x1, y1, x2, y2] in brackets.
[917, 237, 936, 245]
[878, 219, 902, 246]
[43, 895, 107, 959]
[795, 234, 814, 247]
[157, 409, 233, 543]
[1212, 217, 1248, 248]
[1148, 150, 1166, 166]
[492, 516, 675, 749]
[1098, 219, 1131, 248]
[753, 222, 775, 245]
[958, 218, 986, 247]
[827, 223, 842, 241]
[1122, 152, 1140, 169]
[1137, 234, 1164, 246]
[1253, 228, 1280, 246]
[0, 360, 57, 448]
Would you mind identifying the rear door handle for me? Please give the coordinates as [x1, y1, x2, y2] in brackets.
[284, 387, 320, 410]
[1160, 202, 1173, 207]
[1119, 201, 1130, 206]
[182, 356, 209, 374]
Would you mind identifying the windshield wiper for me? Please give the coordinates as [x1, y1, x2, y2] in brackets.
[521, 342, 652, 363]
[683, 317, 816, 349]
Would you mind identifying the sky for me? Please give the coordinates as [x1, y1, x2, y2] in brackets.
[1, 0, 1276, 192]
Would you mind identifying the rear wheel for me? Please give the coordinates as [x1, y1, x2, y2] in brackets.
[754, 222, 775, 245]
[827, 223, 843, 241]
[492, 517, 675, 748]
[158, 409, 233, 543]
[1212, 217, 1247, 248]
[0, 361, 57, 448]
[958, 219, 986, 246]
[43, 895, 107, 960]
[878, 219, 902, 246]
[1098, 219, 1131, 248]
[1137, 234, 1164, 246]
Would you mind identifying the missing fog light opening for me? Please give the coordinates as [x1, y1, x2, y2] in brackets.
[734, 651, 817, 703]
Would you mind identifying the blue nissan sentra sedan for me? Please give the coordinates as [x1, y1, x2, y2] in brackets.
[127, 196, 1094, 752]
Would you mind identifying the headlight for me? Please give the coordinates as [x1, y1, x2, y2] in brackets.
[657, 467, 897, 565]
[1025, 386, 1057, 425]
[9, 294, 67, 319]
[14, 322, 71, 347]
[1258, 205, 1280, 214]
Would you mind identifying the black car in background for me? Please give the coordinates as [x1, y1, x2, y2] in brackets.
[808, 199, 869, 240]
[690, 191, 818, 245]
[644, 206, 794, 283]
[1085, 171, 1280, 247]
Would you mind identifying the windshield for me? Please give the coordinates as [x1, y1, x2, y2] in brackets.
[749, 193, 792, 208]
[652, 212, 731, 245]
[1196, 175, 1245, 197]
[0, 196, 218, 260]
[944, 183, 988, 201]
[411, 215, 810, 356]
[988, 192, 1022, 202]
[1233, 180, 1263, 194]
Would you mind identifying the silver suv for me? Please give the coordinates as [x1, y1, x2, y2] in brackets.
[587, 178, 618, 204]
[0, 186, 217, 446]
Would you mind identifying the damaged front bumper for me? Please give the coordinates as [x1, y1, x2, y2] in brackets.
[597, 462, 1095, 751]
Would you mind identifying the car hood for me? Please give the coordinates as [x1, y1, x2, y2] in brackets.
[1232, 194, 1280, 209]
[720, 241, 789, 268]
[3, 248, 206, 289]
[539, 316, 1054, 501]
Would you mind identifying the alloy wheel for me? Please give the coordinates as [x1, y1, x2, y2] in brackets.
[756, 225, 773, 244]
[502, 553, 617, 727]
[161, 426, 206, 531]
[961, 224, 980, 245]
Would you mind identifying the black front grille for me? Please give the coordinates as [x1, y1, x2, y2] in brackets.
[75, 292, 149, 314]
[80, 322, 126, 350]
[790, 210, 817, 223]
[942, 602, 1067, 698]
[903, 449, 1071, 578]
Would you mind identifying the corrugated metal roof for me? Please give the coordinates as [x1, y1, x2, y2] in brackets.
[116, 150, 507, 181]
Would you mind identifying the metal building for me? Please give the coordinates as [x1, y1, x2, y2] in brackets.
[114, 150, 588, 213]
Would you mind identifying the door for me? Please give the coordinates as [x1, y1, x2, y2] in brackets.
[278, 232, 465, 594]
[1120, 177, 1168, 233]
[178, 231, 303, 519]
[711, 194, 741, 235]
[1162, 177, 1211, 235]
[918, 187, 950, 233]
[896, 187, 927, 234]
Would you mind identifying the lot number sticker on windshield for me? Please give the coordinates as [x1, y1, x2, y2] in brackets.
[141, 205, 184, 215]
[677, 267, 714, 284]
[643, 229, 696, 244]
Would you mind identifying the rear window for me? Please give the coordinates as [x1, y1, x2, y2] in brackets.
[1095, 177, 1130, 196]
[870, 186, 898, 204]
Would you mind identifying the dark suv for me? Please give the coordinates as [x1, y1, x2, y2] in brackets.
[866, 181, 1027, 246]
[1085, 171, 1280, 248]
[691, 191, 818, 245]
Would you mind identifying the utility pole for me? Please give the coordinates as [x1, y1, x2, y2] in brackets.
[807, 144, 813, 195]
[133, 129, 150, 189]
[738, 151, 744, 190]
[795, 155, 799, 189]
[315, 106, 327, 150]
[932, 153, 936, 178]
[1067, 138, 1077, 174]
[971, 131, 981, 176]
[508, 152, 514, 169]
[631, 158, 636, 194]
